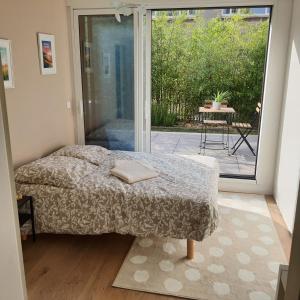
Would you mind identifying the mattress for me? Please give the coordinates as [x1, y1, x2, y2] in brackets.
[15, 145, 219, 242]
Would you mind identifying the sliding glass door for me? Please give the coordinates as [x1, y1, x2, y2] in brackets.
[149, 7, 271, 179]
[78, 14, 135, 151]
[72, 3, 290, 192]
[76, 8, 271, 179]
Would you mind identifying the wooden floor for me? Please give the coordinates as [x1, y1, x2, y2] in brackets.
[22, 196, 292, 300]
[265, 195, 292, 260]
[23, 233, 181, 300]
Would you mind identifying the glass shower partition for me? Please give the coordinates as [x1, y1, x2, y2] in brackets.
[78, 14, 135, 151]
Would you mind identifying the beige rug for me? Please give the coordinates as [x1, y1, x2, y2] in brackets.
[113, 193, 287, 300]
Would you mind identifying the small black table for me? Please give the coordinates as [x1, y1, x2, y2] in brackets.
[17, 196, 36, 242]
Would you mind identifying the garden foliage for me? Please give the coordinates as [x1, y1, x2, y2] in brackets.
[151, 13, 269, 126]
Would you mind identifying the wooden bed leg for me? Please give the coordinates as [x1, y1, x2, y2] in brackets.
[187, 239, 194, 260]
[21, 233, 28, 241]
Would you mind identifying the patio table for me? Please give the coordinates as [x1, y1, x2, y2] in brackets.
[199, 106, 236, 122]
[199, 106, 236, 154]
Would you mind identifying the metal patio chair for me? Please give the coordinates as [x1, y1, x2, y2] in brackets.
[231, 102, 261, 156]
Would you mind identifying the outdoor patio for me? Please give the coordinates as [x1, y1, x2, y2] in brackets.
[151, 131, 258, 176]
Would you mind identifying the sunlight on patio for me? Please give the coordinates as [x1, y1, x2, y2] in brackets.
[151, 131, 257, 176]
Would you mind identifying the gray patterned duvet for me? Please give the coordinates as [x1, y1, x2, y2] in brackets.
[15, 145, 219, 242]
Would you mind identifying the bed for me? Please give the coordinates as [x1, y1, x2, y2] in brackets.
[15, 145, 219, 258]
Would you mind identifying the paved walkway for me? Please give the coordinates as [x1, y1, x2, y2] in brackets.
[151, 131, 258, 176]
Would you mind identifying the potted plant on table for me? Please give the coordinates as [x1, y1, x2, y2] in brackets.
[212, 91, 230, 110]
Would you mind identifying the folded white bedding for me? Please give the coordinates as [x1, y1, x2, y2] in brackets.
[111, 160, 159, 184]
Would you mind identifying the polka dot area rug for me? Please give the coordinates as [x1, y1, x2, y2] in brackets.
[113, 193, 287, 300]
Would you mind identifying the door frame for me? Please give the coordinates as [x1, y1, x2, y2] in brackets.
[68, 0, 293, 194]
[0, 59, 27, 299]
[71, 8, 144, 151]
[145, 10, 152, 153]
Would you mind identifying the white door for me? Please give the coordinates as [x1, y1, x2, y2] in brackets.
[73, 9, 144, 151]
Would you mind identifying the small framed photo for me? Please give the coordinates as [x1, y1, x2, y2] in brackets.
[0, 39, 14, 88]
[37, 33, 56, 75]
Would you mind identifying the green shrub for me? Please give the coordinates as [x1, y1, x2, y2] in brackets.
[213, 91, 231, 103]
[151, 103, 178, 126]
[152, 13, 269, 123]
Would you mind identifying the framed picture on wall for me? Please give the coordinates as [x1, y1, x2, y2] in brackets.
[37, 33, 56, 75]
[0, 39, 14, 88]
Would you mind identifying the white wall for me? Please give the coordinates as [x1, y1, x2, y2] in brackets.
[0, 0, 75, 167]
[0, 71, 27, 298]
[274, 0, 300, 232]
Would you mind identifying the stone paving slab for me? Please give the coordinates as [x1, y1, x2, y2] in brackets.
[151, 131, 258, 176]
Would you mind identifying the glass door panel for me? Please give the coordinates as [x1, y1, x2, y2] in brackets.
[150, 7, 271, 179]
[79, 14, 135, 150]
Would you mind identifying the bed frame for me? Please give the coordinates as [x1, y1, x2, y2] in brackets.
[21, 232, 195, 259]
